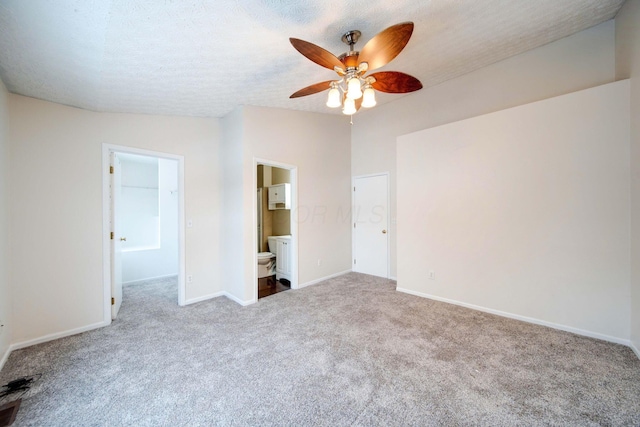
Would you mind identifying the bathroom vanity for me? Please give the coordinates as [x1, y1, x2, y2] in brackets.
[274, 235, 292, 282]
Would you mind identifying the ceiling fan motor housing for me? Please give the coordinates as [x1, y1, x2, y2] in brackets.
[339, 30, 362, 69]
[338, 51, 360, 69]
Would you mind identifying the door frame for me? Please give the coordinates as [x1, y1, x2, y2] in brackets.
[102, 143, 186, 325]
[352, 172, 391, 278]
[253, 157, 298, 302]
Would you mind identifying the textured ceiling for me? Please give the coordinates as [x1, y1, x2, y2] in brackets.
[0, 0, 626, 118]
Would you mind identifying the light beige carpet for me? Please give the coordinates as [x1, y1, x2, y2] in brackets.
[1, 273, 639, 426]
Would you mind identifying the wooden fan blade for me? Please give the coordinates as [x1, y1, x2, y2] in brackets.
[290, 81, 334, 98]
[369, 71, 423, 93]
[290, 38, 345, 71]
[358, 22, 414, 71]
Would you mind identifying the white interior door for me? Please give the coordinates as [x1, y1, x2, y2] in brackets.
[353, 174, 389, 277]
[110, 152, 123, 319]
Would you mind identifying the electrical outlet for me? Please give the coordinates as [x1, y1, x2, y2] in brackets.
[187, 275, 193, 283]
[428, 271, 435, 280]
[317, 259, 321, 266]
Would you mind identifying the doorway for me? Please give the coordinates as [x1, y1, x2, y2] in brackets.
[352, 173, 390, 278]
[102, 144, 186, 324]
[254, 159, 298, 301]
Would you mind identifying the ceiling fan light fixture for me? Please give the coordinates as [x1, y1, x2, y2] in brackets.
[289, 22, 421, 117]
[346, 77, 362, 99]
[362, 86, 376, 108]
[326, 86, 341, 108]
[343, 97, 356, 115]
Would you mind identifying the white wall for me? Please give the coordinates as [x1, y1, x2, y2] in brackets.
[220, 107, 246, 302]
[221, 106, 352, 303]
[158, 159, 179, 273]
[0, 79, 11, 366]
[122, 158, 179, 283]
[121, 156, 160, 251]
[397, 81, 630, 342]
[352, 21, 617, 279]
[8, 95, 220, 344]
[243, 106, 352, 298]
[616, 0, 640, 355]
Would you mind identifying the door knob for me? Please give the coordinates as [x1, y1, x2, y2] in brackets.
[120, 237, 127, 241]
[382, 230, 387, 234]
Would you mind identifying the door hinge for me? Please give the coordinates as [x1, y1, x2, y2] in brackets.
[110, 165, 114, 174]
[354, 259, 356, 265]
[354, 223, 356, 228]
[111, 297, 115, 305]
[353, 186, 356, 191]
[110, 232, 114, 240]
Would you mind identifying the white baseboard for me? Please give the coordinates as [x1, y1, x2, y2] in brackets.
[123, 274, 178, 286]
[388, 276, 397, 281]
[297, 270, 352, 289]
[396, 287, 631, 347]
[631, 341, 640, 360]
[9, 320, 110, 352]
[223, 291, 255, 306]
[0, 345, 10, 372]
[185, 290, 255, 307]
[184, 291, 225, 305]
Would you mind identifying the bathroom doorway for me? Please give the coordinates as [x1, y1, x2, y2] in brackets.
[118, 153, 179, 282]
[102, 144, 186, 325]
[255, 160, 297, 299]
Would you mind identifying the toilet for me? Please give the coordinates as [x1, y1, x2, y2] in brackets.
[257, 252, 275, 278]
[257, 237, 278, 278]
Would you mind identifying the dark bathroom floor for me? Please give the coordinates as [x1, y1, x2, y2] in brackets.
[258, 276, 290, 299]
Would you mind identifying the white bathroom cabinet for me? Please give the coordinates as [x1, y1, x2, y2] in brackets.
[268, 183, 291, 210]
[276, 237, 292, 282]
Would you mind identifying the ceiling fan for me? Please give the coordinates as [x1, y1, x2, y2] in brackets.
[289, 22, 422, 115]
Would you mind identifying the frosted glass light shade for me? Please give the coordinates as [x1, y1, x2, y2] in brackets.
[326, 87, 341, 108]
[343, 97, 356, 115]
[346, 77, 362, 99]
[362, 87, 376, 108]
